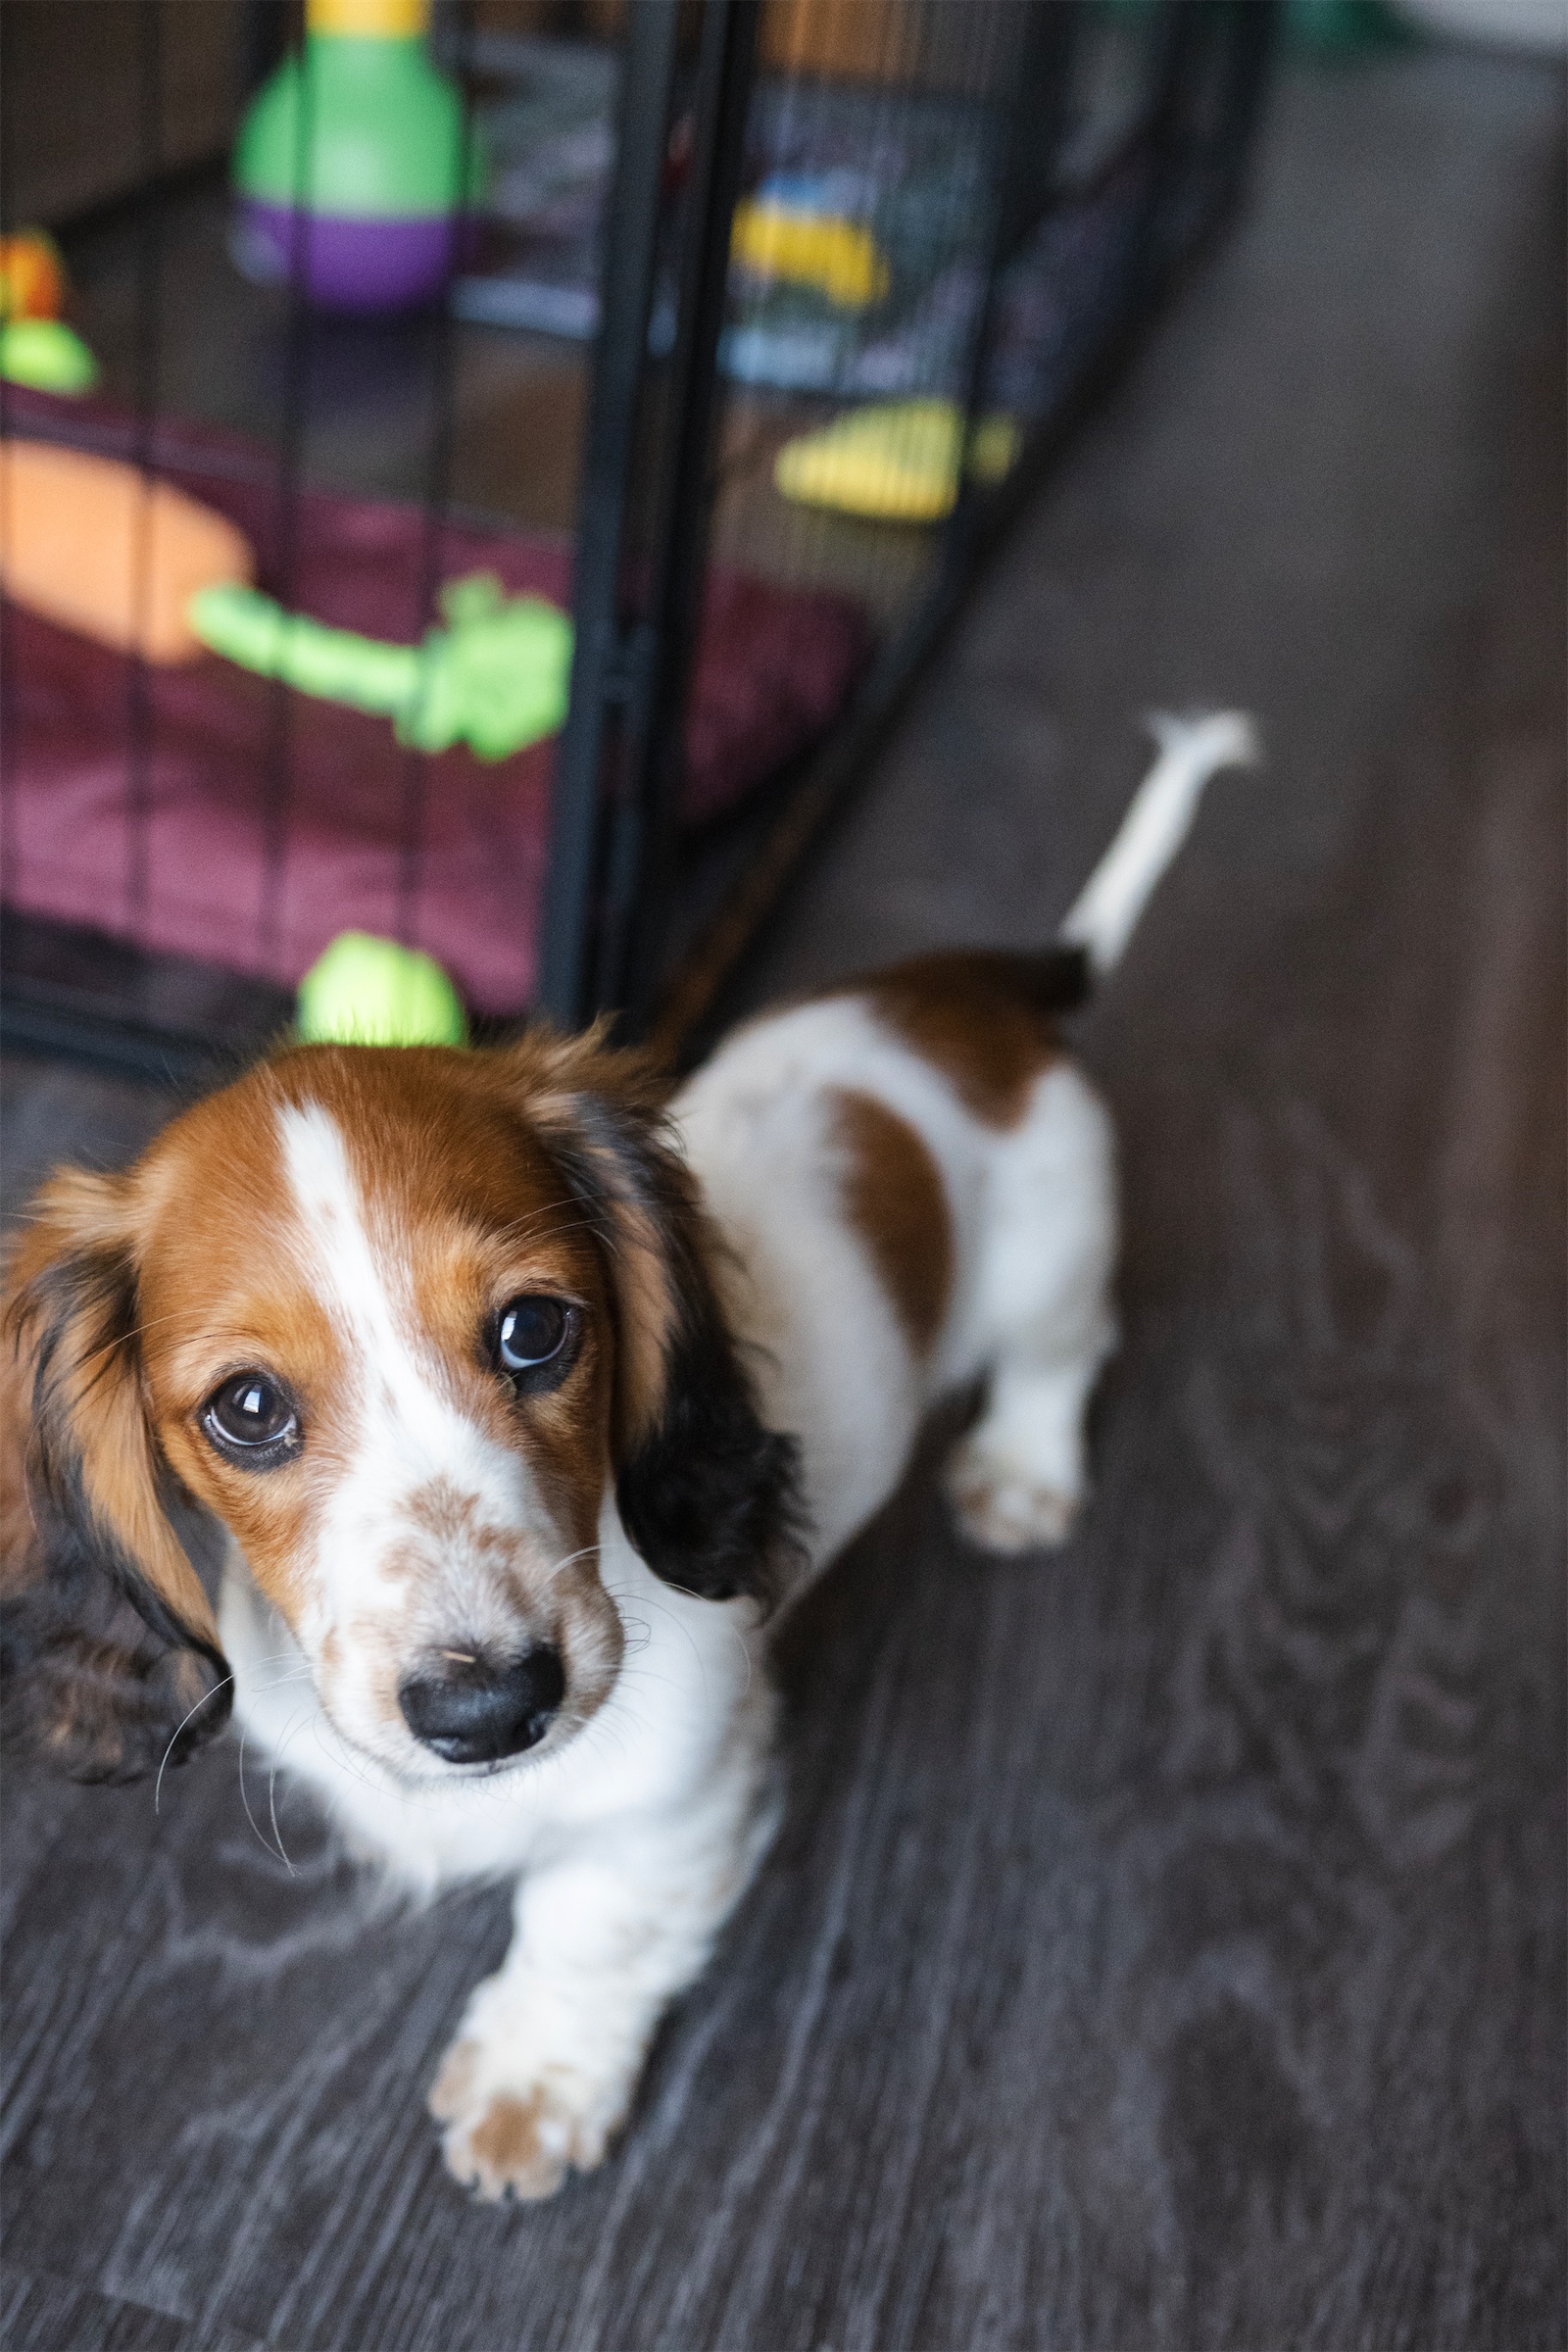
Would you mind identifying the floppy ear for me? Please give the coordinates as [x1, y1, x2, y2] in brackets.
[505, 1031, 806, 1606]
[1, 1168, 231, 1784]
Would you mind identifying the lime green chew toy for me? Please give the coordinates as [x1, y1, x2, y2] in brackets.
[189, 571, 573, 760]
[297, 930, 467, 1046]
[0, 318, 99, 395]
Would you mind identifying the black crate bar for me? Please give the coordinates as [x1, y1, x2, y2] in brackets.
[530, 0, 684, 1034]
[597, 0, 761, 1034]
[535, 0, 761, 1034]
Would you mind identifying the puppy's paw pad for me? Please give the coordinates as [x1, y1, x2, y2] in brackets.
[430, 2046, 613, 2203]
[945, 1447, 1081, 1554]
[441, 2090, 572, 2202]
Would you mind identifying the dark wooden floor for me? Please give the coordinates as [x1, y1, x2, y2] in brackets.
[3, 47, 1564, 2352]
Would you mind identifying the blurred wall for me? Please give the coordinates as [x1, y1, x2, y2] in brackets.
[5, 0, 245, 226]
[474, 0, 974, 84]
[6, 0, 976, 235]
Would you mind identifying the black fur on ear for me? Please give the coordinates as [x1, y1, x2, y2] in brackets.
[1, 1485, 230, 1787]
[612, 1221, 808, 1607]
[2, 1175, 231, 1784]
[508, 1034, 808, 1607]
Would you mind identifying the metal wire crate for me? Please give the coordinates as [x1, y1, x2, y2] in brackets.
[0, 0, 1277, 1079]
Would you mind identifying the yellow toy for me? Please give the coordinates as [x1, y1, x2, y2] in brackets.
[773, 400, 1019, 524]
[731, 193, 889, 311]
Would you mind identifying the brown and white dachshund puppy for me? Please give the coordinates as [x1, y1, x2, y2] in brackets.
[1, 713, 1253, 2200]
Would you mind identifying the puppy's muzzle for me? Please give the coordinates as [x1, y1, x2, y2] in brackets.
[398, 1644, 565, 1765]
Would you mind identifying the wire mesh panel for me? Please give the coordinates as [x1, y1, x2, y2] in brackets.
[0, 0, 1275, 1073]
[643, 0, 1277, 1051]
[2, 0, 525, 1063]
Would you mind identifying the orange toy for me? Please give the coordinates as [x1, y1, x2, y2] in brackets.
[0, 232, 67, 322]
[0, 439, 256, 663]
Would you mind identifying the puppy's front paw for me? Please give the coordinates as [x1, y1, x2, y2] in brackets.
[944, 1439, 1081, 1554]
[429, 2035, 621, 2202]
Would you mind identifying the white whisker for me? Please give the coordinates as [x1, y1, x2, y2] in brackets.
[154, 1674, 234, 1815]
[267, 1705, 314, 1875]
[544, 1542, 601, 1588]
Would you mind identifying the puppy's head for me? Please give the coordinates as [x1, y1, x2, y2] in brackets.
[1, 1031, 801, 1787]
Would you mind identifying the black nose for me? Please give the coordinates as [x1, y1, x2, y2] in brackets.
[398, 1645, 565, 1765]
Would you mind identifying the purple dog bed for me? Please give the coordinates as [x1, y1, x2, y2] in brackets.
[1, 389, 871, 1015]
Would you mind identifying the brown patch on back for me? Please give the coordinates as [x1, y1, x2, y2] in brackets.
[828, 1089, 953, 1356]
[863, 951, 1070, 1127]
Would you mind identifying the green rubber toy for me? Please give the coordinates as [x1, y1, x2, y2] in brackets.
[188, 571, 573, 760]
[0, 318, 100, 395]
[296, 929, 467, 1046]
[232, 0, 489, 314]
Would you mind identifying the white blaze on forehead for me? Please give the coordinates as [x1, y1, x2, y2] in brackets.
[277, 1098, 451, 1429]
[275, 1099, 544, 1621]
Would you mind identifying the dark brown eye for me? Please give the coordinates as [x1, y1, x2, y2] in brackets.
[494, 1296, 574, 1384]
[202, 1372, 300, 1465]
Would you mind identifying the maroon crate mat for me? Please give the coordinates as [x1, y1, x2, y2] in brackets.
[1, 389, 870, 1015]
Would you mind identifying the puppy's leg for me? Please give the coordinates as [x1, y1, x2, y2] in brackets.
[431, 1754, 777, 2201]
[945, 1061, 1118, 1553]
[946, 1347, 1113, 1551]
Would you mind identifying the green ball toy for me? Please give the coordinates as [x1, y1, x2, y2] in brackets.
[296, 931, 467, 1047]
[0, 318, 99, 396]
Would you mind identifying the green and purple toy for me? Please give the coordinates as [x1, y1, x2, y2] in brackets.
[232, 0, 486, 315]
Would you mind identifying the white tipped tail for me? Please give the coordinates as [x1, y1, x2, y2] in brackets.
[1058, 710, 1259, 975]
